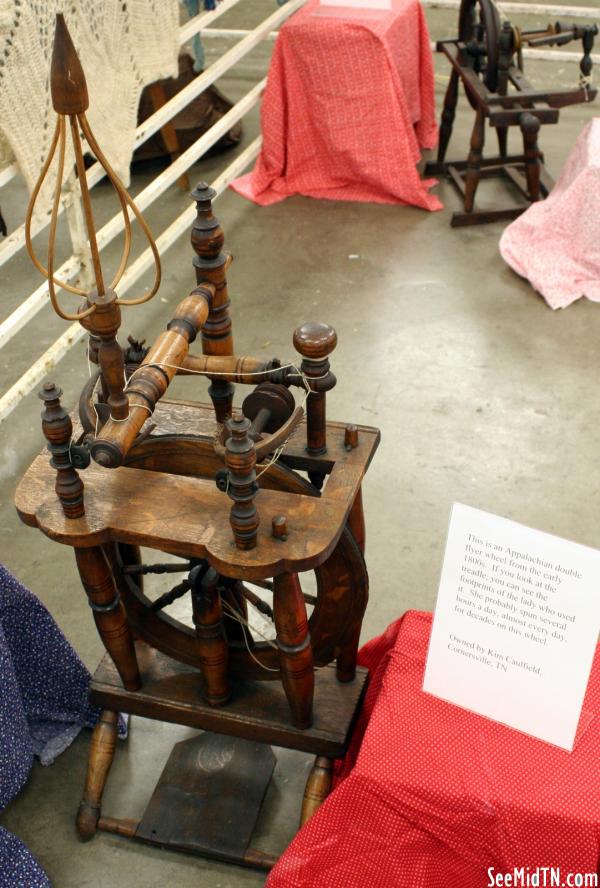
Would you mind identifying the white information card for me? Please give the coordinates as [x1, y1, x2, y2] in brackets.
[423, 503, 600, 751]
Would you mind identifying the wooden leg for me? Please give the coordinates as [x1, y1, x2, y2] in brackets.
[299, 756, 334, 827]
[76, 710, 119, 841]
[463, 109, 485, 213]
[147, 81, 190, 191]
[75, 547, 141, 692]
[336, 631, 362, 684]
[437, 69, 459, 164]
[347, 486, 365, 556]
[520, 112, 541, 203]
[191, 568, 231, 706]
[273, 572, 315, 730]
[497, 125, 508, 158]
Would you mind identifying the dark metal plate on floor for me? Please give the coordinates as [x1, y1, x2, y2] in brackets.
[136, 732, 276, 862]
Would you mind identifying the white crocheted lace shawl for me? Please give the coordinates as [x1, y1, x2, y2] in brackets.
[0, 0, 180, 192]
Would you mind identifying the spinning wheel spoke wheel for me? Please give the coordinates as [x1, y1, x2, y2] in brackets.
[109, 436, 369, 686]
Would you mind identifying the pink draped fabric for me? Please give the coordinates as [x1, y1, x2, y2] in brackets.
[500, 119, 600, 309]
[231, 0, 440, 209]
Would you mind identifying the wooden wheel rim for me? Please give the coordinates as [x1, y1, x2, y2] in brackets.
[458, 0, 501, 94]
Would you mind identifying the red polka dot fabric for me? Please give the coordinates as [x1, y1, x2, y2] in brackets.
[231, 0, 441, 210]
[267, 611, 600, 887]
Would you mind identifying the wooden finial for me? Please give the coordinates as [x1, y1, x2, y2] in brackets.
[344, 425, 359, 451]
[51, 14, 89, 115]
[39, 381, 85, 519]
[272, 515, 288, 541]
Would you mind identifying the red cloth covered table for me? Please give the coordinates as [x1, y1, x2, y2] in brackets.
[231, 0, 441, 209]
[267, 611, 600, 887]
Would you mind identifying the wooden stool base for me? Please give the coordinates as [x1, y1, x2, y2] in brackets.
[78, 642, 368, 870]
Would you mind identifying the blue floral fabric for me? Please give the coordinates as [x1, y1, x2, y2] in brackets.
[0, 828, 50, 888]
[0, 564, 98, 887]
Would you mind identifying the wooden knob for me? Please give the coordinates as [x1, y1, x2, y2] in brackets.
[293, 323, 337, 360]
[344, 425, 359, 450]
[272, 515, 288, 541]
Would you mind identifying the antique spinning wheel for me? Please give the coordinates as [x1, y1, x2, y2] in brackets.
[16, 15, 379, 868]
[426, 0, 598, 225]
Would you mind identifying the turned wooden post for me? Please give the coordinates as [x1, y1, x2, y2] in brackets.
[293, 322, 337, 456]
[191, 565, 231, 706]
[224, 415, 260, 550]
[520, 112, 541, 203]
[293, 322, 337, 489]
[75, 546, 141, 691]
[76, 710, 119, 840]
[191, 182, 234, 423]
[300, 756, 334, 827]
[80, 289, 129, 420]
[39, 382, 85, 518]
[437, 68, 459, 164]
[273, 571, 314, 730]
[463, 108, 486, 213]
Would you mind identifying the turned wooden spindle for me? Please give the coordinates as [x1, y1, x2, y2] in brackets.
[39, 382, 85, 519]
[180, 353, 282, 385]
[273, 571, 314, 729]
[191, 182, 234, 423]
[75, 546, 141, 691]
[90, 285, 212, 468]
[293, 322, 337, 456]
[580, 27, 596, 89]
[520, 112, 542, 202]
[191, 565, 231, 706]
[463, 108, 485, 213]
[76, 710, 118, 841]
[224, 415, 260, 550]
[79, 289, 129, 420]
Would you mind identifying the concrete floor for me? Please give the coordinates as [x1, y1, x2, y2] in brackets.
[1, 2, 600, 886]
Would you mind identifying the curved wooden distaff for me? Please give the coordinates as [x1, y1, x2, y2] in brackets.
[25, 14, 162, 422]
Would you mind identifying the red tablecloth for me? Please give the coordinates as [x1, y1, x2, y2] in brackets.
[267, 611, 600, 887]
[232, 1, 441, 209]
